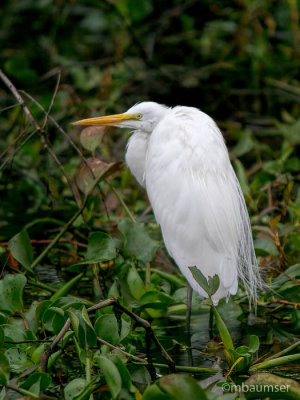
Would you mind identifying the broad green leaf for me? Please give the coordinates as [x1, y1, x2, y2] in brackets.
[118, 219, 159, 263]
[64, 378, 92, 400]
[207, 274, 220, 296]
[110, 354, 133, 391]
[71, 232, 116, 267]
[154, 374, 207, 400]
[188, 267, 210, 295]
[8, 230, 33, 271]
[96, 355, 122, 399]
[0, 274, 26, 314]
[94, 314, 120, 345]
[127, 266, 146, 300]
[254, 238, 278, 256]
[5, 348, 30, 373]
[68, 308, 96, 347]
[0, 354, 10, 386]
[43, 307, 66, 334]
[142, 383, 172, 400]
[21, 372, 51, 394]
[249, 335, 260, 353]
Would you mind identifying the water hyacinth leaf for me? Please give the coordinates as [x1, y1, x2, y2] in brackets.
[80, 126, 106, 152]
[75, 157, 121, 194]
[147, 374, 207, 400]
[64, 378, 92, 400]
[207, 274, 220, 296]
[0, 354, 10, 386]
[127, 266, 146, 300]
[249, 335, 260, 353]
[85, 232, 116, 263]
[21, 372, 52, 394]
[8, 230, 33, 271]
[0, 274, 26, 314]
[254, 238, 278, 256]
[43, 307, 66, 334]
[188, 267, 210, 295]
[94, 314, 120, 345]
[96, 355, 122, 399]
[68, 308, 96, 347]
[5, 348, 30, 373]
[118, 219, 159, 263]
[142, 383, 172, 400]
[70, 232, 116, 270]
[110, 354, 133, 391]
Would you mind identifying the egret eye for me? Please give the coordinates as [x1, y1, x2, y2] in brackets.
[136, 113, 143, 120]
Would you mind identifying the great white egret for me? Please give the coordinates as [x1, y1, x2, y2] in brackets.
[74, 102, 262, 306]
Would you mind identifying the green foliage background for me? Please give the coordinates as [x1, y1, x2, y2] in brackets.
[0, 0, 300, 399]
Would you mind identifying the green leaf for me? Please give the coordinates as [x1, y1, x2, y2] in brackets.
[127, 266, 146, 300]
[0, 354, 10, 386]
[94, 314, 120, 346]
[207, 275, 220, 296]
[50, 273, 84, 302]
[0, 274, 26, 314]
[68, 308, 96, 347]
[143, 374, 207, 400]
[43, 307, 66, 334]
[254, 238, 278, 256]
[249, 335, 260, 353]
[188, 267, 210, 295]
[96, 355, 122, 399]
[5, 348, 30, 373]
[64, 378, 93, 400]
[8, 230, 33, 271]
[21, 372, 51, 394]
[213, 306, 234, 364]
[118, 219, 159, 263]
[71, 232, 116, 268]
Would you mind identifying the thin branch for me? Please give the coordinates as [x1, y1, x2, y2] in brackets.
[0, 70, 81, 207]
[20, 90, 93, 176]
[97, 337, 146, 363]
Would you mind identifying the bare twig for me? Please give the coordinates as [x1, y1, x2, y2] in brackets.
[97, 337, 146, 363]
[20, 90, 93, 176]
[0, 70, 81, 206]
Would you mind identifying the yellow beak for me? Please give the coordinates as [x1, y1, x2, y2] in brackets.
[73, 113, 141, 126]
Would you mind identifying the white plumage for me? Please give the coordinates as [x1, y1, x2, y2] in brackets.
[75, 101, 262, 305]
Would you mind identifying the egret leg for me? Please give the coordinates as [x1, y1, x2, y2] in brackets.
[209, 306, 214, 339]
[186, 284, 194, 366]
[186, 284, 193, 335]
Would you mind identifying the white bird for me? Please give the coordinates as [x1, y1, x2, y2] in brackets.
[74, 102, 262, 305]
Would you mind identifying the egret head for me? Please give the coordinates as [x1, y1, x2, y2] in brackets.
[73, 101, 168, 133]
